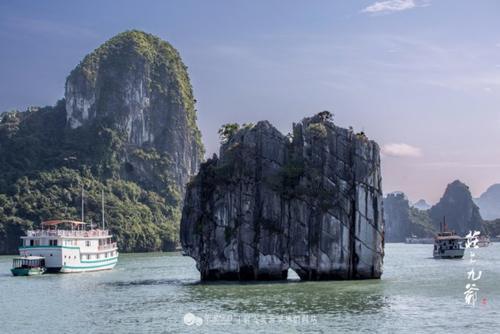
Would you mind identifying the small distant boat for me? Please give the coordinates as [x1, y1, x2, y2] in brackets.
[433, 218, 465, 259]
[405, 235, 434, 244]
[478, 236, 490, 248]
[11, 256, 46, 276]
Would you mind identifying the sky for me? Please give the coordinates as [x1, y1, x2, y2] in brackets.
[1, 0, 500, 204]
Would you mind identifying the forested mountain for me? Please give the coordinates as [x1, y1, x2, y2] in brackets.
[0, 30, 204, 254]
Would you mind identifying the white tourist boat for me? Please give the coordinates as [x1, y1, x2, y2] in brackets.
[16, 189, 118, 273]
[432, 218, 465, 259]
[433, 231, 465, 259]
[19, 220, 118, 273]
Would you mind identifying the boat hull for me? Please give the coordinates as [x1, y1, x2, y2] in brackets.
[433, 249, 465, 259]
[19, 246, 119, 273]
[59, 259, 118, 273]
[11, 267, 46, 276]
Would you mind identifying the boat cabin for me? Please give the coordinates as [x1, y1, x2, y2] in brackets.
[12, 256, 45, 269]
[433, 232, 465, 259]
[11, 256, 46, 276]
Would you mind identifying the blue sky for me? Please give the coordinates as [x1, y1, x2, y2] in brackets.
[1, 0, 500, 203]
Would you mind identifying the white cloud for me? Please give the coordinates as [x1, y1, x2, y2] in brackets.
[362, 0, 429, 14]
[382, 143, 422, 157]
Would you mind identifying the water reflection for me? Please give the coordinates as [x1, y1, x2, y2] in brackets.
[183, 278, 389, 315]
[103, 278, 188, 287]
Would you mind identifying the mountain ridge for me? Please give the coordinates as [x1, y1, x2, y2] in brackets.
[475, 183, 500, 220]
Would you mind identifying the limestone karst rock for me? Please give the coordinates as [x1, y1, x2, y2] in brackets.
[429, 180, 483, 235]
[475, 184, 500, 220]
[181, 113, 384, 281]
[65, 30, 203, 188]
[383, 192, 411, 242]
[383, 192, 435, 242]
[0, 30, 203, 253]
[412, 199, 431, 211]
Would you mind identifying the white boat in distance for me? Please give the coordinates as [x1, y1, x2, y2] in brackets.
[432, 219, 465, 259]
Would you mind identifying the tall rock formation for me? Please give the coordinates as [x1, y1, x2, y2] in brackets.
[0, 30, 203, 253]
[383, 192, 411, 242]
[65, 30, 203, 188]
[181, 113, 384, 281]
[429, 180, 483, 235]
[475, 184, 500, 220]
[384, 192, 435, 242]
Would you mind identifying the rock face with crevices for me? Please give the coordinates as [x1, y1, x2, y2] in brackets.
[0, 30, 204, 254]
[65, 30, 203, 187]
[181, 113, 384, 281]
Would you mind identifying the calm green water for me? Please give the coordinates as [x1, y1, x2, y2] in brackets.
[0, 243, 499, 333]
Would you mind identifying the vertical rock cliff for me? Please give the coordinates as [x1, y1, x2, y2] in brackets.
[181, 113, 384, 281]
[383, 192, 436, 241]
[65, 30, 203, 188]
[383, 192, 411, 242]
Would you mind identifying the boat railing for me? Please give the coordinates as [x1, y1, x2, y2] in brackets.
[98, 243, 117, 250]
[26, 230, 111, 238]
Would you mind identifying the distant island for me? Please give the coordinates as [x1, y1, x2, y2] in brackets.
[474, 184, 500, 220]
[384, 180, 500, 242]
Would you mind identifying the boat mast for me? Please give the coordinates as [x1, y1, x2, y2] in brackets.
[101, 189, 105, 230]
[81, 184, 85, 226]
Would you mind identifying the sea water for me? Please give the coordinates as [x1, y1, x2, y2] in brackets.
[0, 243, 499, 333]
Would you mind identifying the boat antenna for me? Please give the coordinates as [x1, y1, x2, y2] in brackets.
[101, 188, 105, 230]
[81, 183, 85, 225]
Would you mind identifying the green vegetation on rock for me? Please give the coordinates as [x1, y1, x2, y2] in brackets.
[0, 30, 203, 254]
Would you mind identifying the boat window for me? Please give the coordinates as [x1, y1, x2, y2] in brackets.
[86, 241, 91, 247]
[30, 239, 34, 246]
